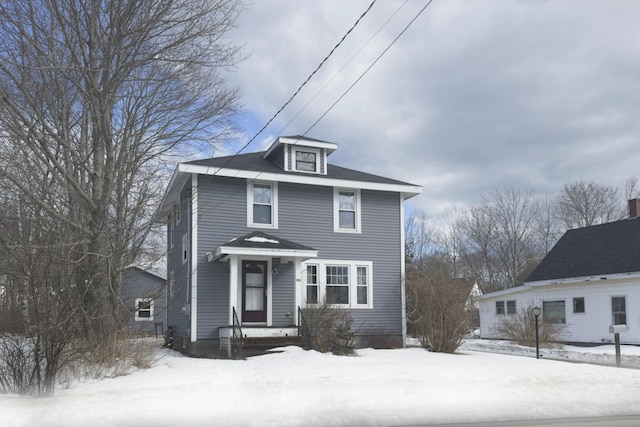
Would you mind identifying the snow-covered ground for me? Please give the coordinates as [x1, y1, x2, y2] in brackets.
[2, 339, 640, 427]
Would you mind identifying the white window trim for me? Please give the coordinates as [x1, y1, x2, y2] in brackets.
[182, 233, 188, 264]
[134, 298, 154, 321]
[302, 259, 373, 309]
[247, 181, 279, 229]
[333, 188, 361, 233]
[291, 146, 322, 174]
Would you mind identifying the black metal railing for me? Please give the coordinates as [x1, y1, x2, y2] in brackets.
[232, 307, 243, 359]
[297, 306, 312, 349]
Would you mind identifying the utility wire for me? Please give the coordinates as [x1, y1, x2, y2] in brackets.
[219, 0, 377, 167]
[304, 0, 434, 136]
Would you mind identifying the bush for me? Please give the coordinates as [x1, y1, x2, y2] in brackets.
[301, 300, 357, 355]
[492, 303, 561, 347]
[406, 259, 473, 353]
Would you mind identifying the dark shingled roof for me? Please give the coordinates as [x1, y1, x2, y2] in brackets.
[219, 231, 315, 252]
[526, 216, 640, 282]
[185, 152, 416, 187]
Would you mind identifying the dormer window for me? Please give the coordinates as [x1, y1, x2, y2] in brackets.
[292, 146, 321, 174]
[295, 150, 317, 172]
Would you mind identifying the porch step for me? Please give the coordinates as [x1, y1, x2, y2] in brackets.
[231, 335, 304, 358]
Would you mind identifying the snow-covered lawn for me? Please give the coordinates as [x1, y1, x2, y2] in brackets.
[2, 339, 640, 427]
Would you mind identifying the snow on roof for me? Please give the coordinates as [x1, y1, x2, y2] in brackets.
[245, 236, 279, 245]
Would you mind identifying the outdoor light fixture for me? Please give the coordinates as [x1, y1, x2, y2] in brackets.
[533, 306, 541, 359]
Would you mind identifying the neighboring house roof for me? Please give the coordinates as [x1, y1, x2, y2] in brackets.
[526, 216, 640, 283]
[207, 231, 318, 262]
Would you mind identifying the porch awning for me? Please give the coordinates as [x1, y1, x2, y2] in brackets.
[207, 231, 318, 262]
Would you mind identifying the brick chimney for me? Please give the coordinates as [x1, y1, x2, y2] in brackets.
[629, 199, 640, 218]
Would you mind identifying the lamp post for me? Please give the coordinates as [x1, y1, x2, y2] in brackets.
[533, 306, 541, 359]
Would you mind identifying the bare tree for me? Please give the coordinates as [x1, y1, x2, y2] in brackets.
[404, 210, 436, 263]
[556, 180, 623, 229]
[0, 0, 243, 393]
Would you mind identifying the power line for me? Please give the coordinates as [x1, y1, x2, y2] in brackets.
[304, 0, 434, 135]
[221, 0, 377, 166]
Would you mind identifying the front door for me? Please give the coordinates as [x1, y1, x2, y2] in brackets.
[242, 260, 267, 322]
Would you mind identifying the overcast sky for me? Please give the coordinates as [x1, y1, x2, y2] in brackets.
[220, 0, 640, 219]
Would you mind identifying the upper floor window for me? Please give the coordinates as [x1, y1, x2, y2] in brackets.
[175, 201, 182, 224]
[247, 181, 278, 229]
[334, 188, 361, 233]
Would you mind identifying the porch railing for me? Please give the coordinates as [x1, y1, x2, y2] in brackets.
[297, 306, 312, 349]
[232, 306, 243, 359]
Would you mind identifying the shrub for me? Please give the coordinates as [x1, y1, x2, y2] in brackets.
[406, 259, 473, 353]
[492, 303, 561, 347]
[301, 299, 357, 355]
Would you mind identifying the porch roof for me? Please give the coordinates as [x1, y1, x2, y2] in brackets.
[207, 231, 318, 262]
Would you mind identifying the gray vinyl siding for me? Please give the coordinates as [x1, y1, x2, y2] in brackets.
[193, 176, 403, 341]
[166, 183, 191, 337]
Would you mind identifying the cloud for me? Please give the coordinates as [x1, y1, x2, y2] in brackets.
[224, 0, 640, 219]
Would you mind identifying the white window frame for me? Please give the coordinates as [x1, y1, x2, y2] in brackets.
[134, 298, 154, 321]
[305, 264, 319, 305]
[247, 181, 278, 229]
[292, 146, 321, 174]
[302, 259, 373, 309]
[333, 188, 361, 233]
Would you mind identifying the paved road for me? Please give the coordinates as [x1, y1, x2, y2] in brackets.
[406, 415, 640, 426]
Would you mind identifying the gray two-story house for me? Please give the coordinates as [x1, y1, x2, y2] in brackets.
[159, 135, 421, 357]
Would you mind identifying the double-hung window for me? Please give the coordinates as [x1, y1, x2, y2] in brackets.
[134, 298, 153, 321]
[612, 297, 626, 325]
[168, 214, 174, 248]
[496, 301, 505, 315]
[303, 260, 372, 308]
[334, 188, 361, 233]
[326, 265, 350, 305]
[247, 181, 278, 228]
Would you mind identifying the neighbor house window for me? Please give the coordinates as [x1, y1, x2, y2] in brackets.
[496, 301, 505, 315]
[543, 300, 566, 324]
[306, 265, 318, 304]
[302, 260, 372, 308]
[334, 188, 361, 233]
[612, 297, 627, 325]
[573, 297, 585, 313]
[135, 298, 153, 321]
[247, 181, 278, 228]
[506, 300, 516, 315]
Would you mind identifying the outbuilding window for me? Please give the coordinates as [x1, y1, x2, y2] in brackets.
[135, 298, 154, 321]
[612, 297, 627, 325]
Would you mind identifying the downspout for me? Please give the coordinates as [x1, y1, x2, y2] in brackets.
[400, 193, 407, 347]
[190, 174, 198, 342]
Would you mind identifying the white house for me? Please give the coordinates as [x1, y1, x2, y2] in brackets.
[479, 199, 640, 345]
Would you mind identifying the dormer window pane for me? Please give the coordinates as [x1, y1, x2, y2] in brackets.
[296, 150, 316, 172]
